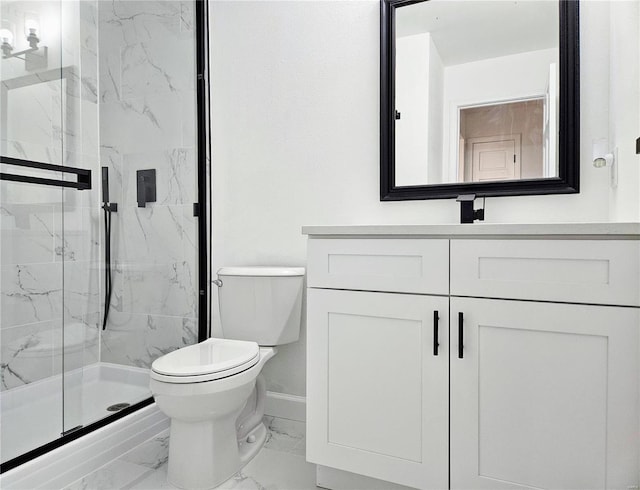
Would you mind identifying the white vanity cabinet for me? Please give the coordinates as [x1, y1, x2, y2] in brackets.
[306, 238, 450, 489]
[304, 225, 640, 490]
[449, 238, 640, 489]
[450, 297, 639, 489]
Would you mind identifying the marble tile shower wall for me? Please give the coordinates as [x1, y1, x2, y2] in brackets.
[1, 0, 102, 391]
[97, 1, 198, 368]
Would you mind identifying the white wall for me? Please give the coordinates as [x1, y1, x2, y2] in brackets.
[427, 35, 444, 184]
[393, 32, 445, 186]
[608, 0, 640, 221]
[395, 33, 430, 186]
[210, 1, 636, 397]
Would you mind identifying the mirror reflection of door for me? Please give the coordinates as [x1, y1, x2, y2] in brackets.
[469, 134, 520, 182]
[457, 100, 543, 183]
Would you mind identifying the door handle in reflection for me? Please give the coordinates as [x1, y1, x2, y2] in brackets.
[458, 312, 464, 359]
[433, 311, 439, 356]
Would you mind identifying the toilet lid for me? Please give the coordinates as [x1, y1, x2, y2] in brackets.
[151, 338, 259, 377]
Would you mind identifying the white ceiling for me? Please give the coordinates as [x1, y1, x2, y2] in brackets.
[396, 0, 559, 66]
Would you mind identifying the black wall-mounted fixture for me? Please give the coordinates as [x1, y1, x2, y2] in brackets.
[101, 167, 117, 331]
[101, 167, 118, 211]
[636, 137, 640, 155]
[456, 194, 485, 224]
[102, 167, 109, 203]
[136, 169, 156, 208]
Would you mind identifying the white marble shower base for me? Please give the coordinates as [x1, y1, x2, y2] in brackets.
[1, 362, 151, 464]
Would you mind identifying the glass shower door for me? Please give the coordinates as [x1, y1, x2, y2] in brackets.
[0, 160, 94, 463]
[56, 0, 201, 433]
[0, 0, 92, 464]
[58, 0, 99, 438]
[1, 0, 202, 470]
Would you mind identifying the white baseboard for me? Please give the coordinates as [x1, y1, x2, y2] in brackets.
[264, 391, 306, 422]
[316, 465, 415, 490]
[1, 403, 169, 490]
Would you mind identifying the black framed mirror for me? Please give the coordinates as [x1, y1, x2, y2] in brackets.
[381, 0, 579, 200]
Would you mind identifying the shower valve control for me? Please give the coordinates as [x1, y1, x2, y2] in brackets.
[137, 169, 157, 208]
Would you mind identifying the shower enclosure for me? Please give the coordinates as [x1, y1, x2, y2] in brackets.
[0, 0, 209, 471]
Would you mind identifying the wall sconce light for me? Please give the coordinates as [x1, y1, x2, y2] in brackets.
[0, 18, 47, 71]
[593, 139, 615, 168]
[0, 28, 13, 57]
[593, 138, 617, 188]
[24, 19, 40, 49]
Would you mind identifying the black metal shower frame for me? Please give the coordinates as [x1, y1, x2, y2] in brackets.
[0, 0, 211, 474]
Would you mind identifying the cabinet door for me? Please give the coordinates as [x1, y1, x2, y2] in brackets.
[450, 297, 639, 490]
[307, 288, 448, 490]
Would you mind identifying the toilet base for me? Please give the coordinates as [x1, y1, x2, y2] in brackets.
[152, 348, 277, 490]
[238, 421, 268, 468]
[166, 410, 239, 490]
[166, 419, 268, 490]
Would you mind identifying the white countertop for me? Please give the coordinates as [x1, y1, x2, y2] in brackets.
[302, 222, 640, 239]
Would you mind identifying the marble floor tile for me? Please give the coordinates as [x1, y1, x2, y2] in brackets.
[220, 448, 316, 490]
[126, 448, 316, 490]
[124, 467, 174, 490]
[64, 459, 150, 490]
[263, 416, 306, 456]
[82, 416, 317, 490]
[121, 431, 170, 470]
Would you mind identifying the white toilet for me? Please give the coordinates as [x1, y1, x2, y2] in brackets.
[149, 266, 305, 490]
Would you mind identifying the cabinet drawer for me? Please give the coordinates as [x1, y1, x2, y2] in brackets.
[451, 239, 640, 306]
[307, 238, 449, 294]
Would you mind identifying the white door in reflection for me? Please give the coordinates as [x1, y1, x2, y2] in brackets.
[469, 135, 520, 182]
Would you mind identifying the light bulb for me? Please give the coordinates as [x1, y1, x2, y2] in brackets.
[24, 18, 39, 49]
[0, 28, 13, 46]
[593, 154, 614, 168]
[593, 158, 607, 169]
[0, 28, 13, 56]
[592, 139, 615, 168]
[24, 18, 39, 37]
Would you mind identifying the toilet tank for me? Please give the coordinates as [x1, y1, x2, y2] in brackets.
[217, 266, 305, 346]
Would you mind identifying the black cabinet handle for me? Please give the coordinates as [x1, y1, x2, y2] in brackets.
[433, 311, 439, 356]
[458, 312, 464, 359]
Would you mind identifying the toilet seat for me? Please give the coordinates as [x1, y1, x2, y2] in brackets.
[150, 338, 260, 384]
